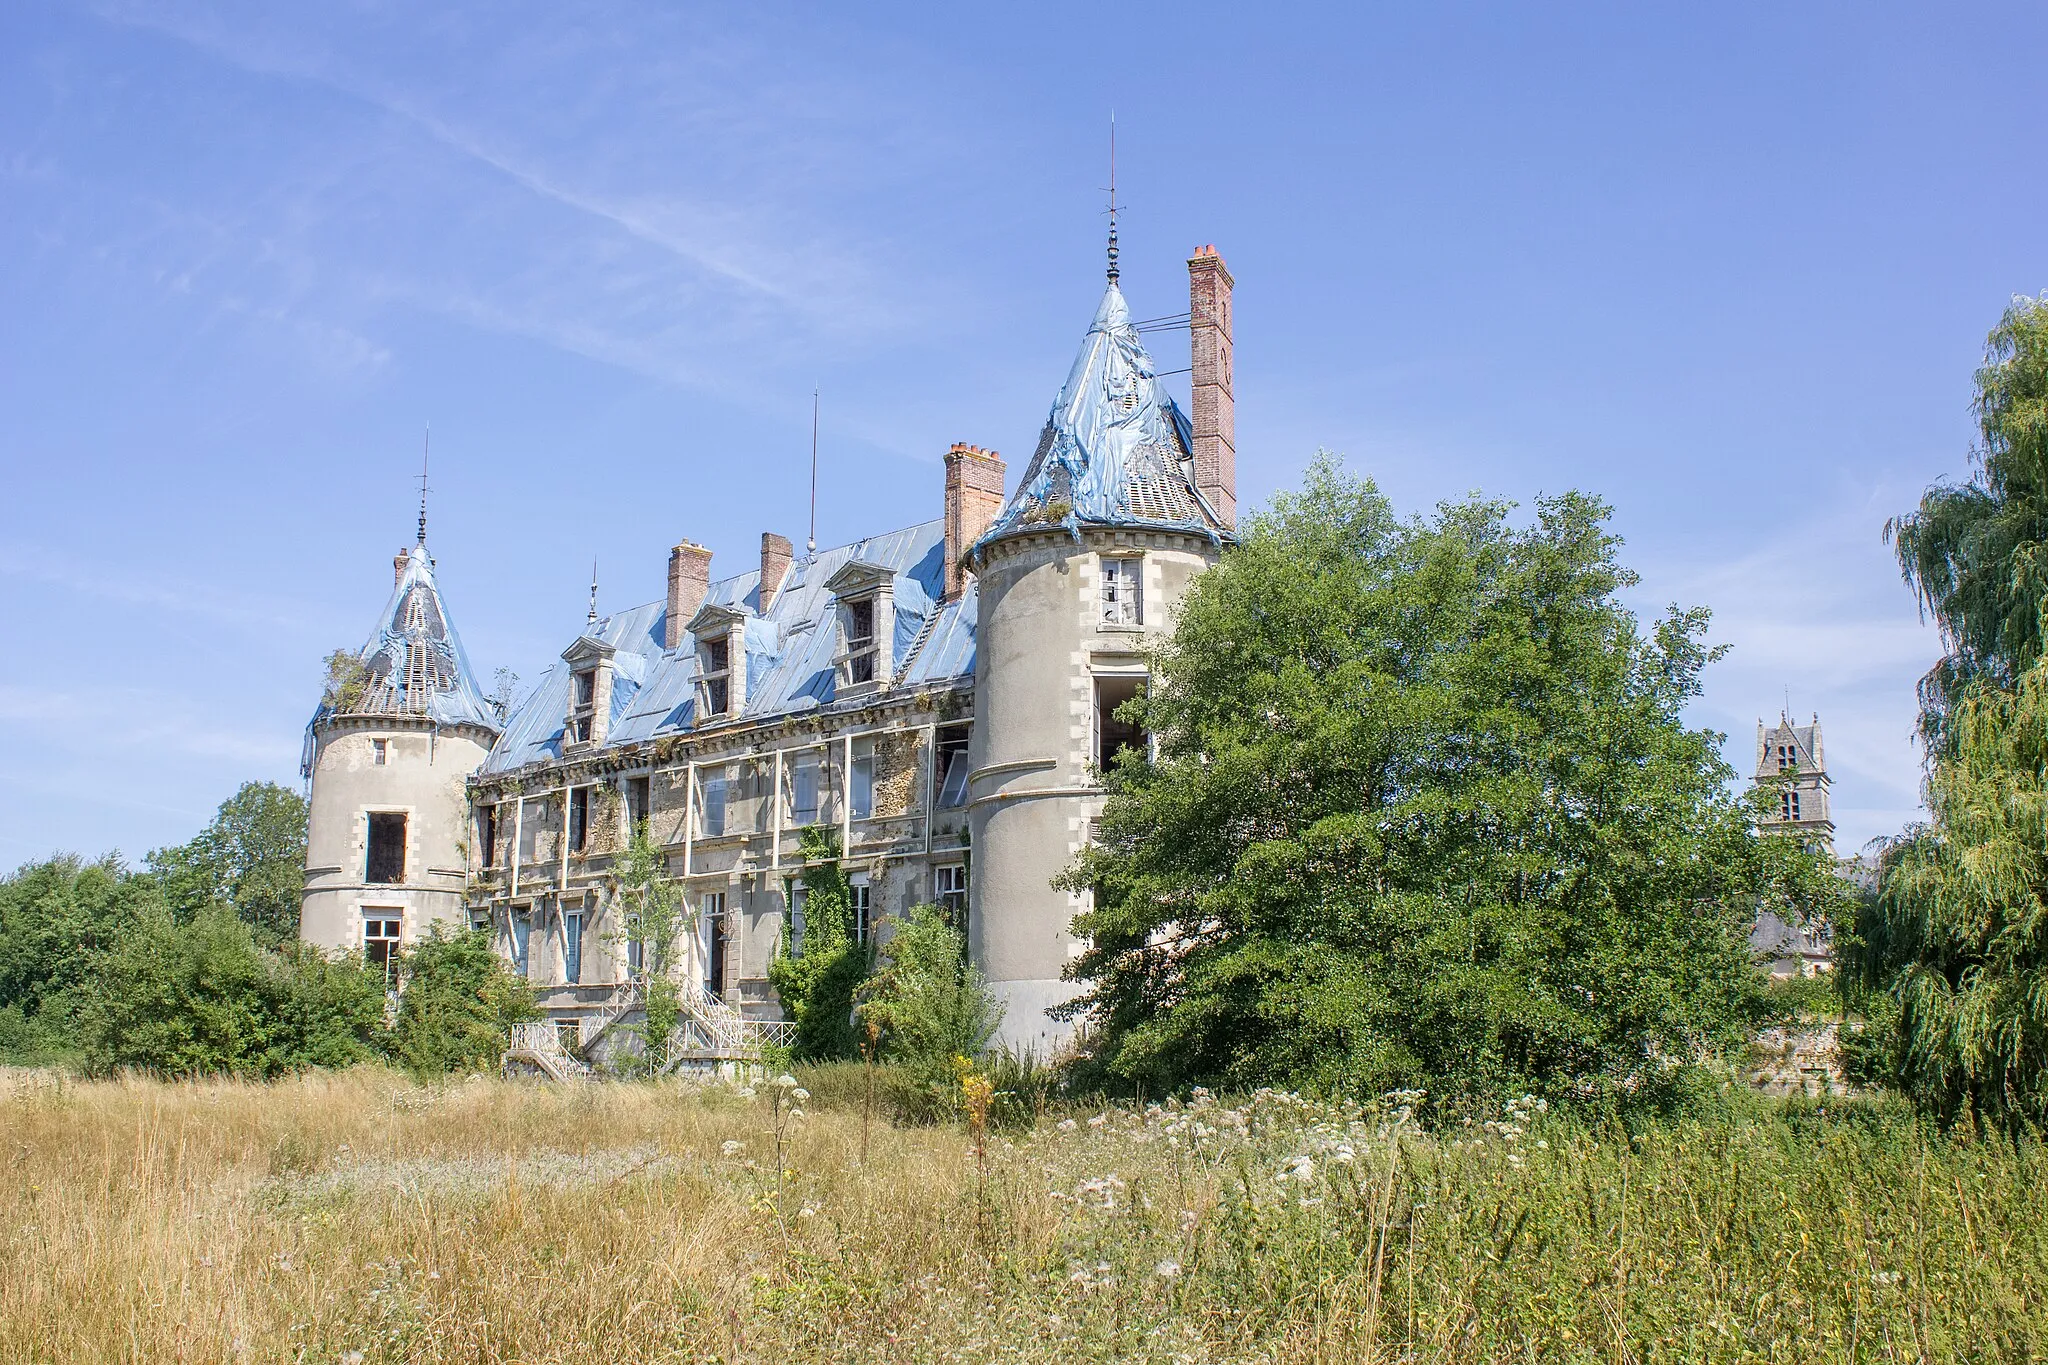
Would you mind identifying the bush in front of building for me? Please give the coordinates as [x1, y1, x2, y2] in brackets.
[768, 828, 868, 1062]
[385, 927, 540, 1078]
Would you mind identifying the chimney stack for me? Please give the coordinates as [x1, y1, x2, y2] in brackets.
[943, 443, 1006, 601]
[394, 547, 410, 586]
[665, 541, 712, 649]
[1188, 245, 1236, 527]
[759, 532, 793, 614]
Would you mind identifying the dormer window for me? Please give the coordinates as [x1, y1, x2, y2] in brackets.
[686, 603, 750, 722]
[1101, 556, 1143, 626]
[701, 636, 731, 716]
[824, 560, 895, 696]
[846, 598, 877, 685]
[560, 636, 615, 748]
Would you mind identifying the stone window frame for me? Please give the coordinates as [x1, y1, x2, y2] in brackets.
[686, 603, 750, 722]
[560, 635, 616, 749]
[824, 560, 896, 699]
[935, 863, 967, 926]
[1099, 553, 1145, 628]
[361, 907, 403, 985]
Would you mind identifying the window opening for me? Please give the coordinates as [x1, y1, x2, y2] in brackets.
[701, 773, 728, 838]
[702, 892, 727, 993]
[846, 597, 877, 685]
[625, 776, 650, 834]
[479, 805, 497, 869]
[786, 879, 808, 952]
[568, 787, 589, 853]
[366, 812, 407, 884]
[1101, 557, 1144, 626]
[626, 933, 645, 977]
[851, 742, 875, 820]
[851, 877, 873, 946]
[371, 738, 389, 766]
[1094, 676, 1147, 772]
[791, 752, 821, 825]
[701, 637, 731, 716]
[563, 906, 584, 984]
[935, 864, 967, 932]
[937, 728, 971, 808]
[363, 913, 402, 985]
[512, 909, 532, 978]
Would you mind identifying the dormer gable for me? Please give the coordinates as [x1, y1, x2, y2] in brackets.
[561, 634, 617, 748]
[825, 559, 896, 696]
[687, 602, 750, 721]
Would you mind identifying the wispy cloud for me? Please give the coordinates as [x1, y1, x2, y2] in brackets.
[0, 685, 299, 767]
[0, 544, 318, 633]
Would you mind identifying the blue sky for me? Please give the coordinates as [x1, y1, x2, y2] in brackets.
[3, 1, 2040, 863]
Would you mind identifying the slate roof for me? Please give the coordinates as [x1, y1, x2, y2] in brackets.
[482, 518, 975, 774]
[978, 281, 1231, 548]
[310, 543, 502, 737]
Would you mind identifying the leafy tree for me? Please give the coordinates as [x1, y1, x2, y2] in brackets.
[76, 904, 385, 1077]
[0, 854, 161, 1065]
[1850, 296, 2048, 1129]
[1059, 457, 1840, 1107]
[386, 926, 538, 1077]
[768, 826, 867, 1062]
[610, 820, 691, 1072]
[148, 781, 309, 945]
[857, 902, 1003, 1079]
[321, 649, 370, 713]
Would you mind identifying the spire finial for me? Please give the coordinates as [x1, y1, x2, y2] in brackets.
[416, 426, 431, 545]
[807, 388, 820, 556]
[1106, 112, 1120, 285]
[587, 558, 600, 626]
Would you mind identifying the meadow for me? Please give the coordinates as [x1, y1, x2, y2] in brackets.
[1, 1066, 2042, 1364]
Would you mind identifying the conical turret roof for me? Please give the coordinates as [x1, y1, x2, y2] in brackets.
[322, 545, 500, 732]
[978, 282, 1231, 548]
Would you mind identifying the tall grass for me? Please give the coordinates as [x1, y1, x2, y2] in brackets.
[0, 1067, 2040, 1362]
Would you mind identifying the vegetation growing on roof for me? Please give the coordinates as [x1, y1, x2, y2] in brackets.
[320, 648, 369, 713]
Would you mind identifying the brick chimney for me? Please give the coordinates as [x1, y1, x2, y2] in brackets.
[759, 532, 793, 614]
[943, 443, 1006, 601]
[394, 547, 410, 586]
[665, 541, 712, 649]
[1188, 245, 1236, 527]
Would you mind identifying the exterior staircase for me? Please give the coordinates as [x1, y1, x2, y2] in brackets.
[659, 981, 797, 1073]
[504, 1021, 592, 1083]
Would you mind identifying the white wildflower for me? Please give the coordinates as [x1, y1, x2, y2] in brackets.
[1278, 1154, 1315, 1183]
[1154, 1259, 1182, 1279]
[721, 1140, 745, 1157]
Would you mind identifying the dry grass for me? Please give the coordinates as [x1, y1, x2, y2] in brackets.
[1, 1067, 2043, 1363]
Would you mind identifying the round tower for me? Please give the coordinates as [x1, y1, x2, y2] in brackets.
[301, 542, 500, 974]
[966, 255, 1235, 1056]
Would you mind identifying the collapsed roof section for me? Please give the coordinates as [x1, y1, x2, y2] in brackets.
[319, 545, 501, 733]
[976, 282, 1231, 551]
[481, 518, 976, 774]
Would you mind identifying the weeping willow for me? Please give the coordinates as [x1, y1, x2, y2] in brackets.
[1858, 296, 2048, 1129]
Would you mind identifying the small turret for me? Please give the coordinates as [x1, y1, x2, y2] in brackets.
[300, 540, 500, 974]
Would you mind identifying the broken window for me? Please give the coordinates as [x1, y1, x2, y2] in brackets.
[626, 933, 645, 977]
[845, 596, 878, 685]
[1094, 675, 1147, 772]
[563, 905, 584, 984]
[371, 738, 389, 766]
[936, 727, 970, 808]
[701, 892, 727, 993]
[701, 772, 728, 838]
[568, 786, 589, 853]
[511, 908, 532, 977]
[851, 741, 875, 820]
[1101, 557, 1143, 626]
[790, 751, 821, 825]
[567, 667, 601, 745]
[851, 876, 873, 946]
[625, 776, 650, 836]
[363, 912, 401, 985]
[366, 812, 407, 884]
[478, 805, 497, 869]
[935, 863, 967, 931]
[700, 636, 732, 717]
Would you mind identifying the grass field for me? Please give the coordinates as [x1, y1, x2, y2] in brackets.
[1, 1066, 2042, 1363]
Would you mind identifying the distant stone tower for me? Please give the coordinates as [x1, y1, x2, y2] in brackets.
[300, 538, 500, 976]
[1754, 710, 1834, 854]
[964, 248, 1238, 1055]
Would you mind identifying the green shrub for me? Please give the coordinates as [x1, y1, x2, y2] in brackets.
[386, 927, 538, 1078]
[767, 828, 866, 1062]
